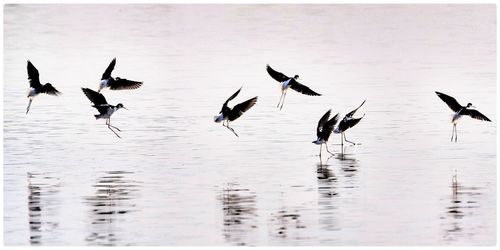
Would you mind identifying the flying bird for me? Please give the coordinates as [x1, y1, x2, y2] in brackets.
[99, 58, 143, 92]
[266, 64, 321, 110]
[82, 87, 128, 138]
[435, 91, 491, 142]
[25, 61, 61, 114]
[313, 109, 340, 157]
[334, 100, 366, 146]
[214, 87, 257, 137]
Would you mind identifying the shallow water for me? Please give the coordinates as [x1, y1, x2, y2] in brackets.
[3, 4, 496, 246]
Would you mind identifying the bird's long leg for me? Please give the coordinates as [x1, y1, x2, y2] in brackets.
[277, 91, 284, 108]
[325, 143, 335, 156]
[224, 121, 239, 137]
[454, 124, 458, 142]
[319, 143, 322, 158]
[107, 117, 121, 131]
[451, 125, 455, 142]
[344, 133, 356, 145]
[105, 118, 121, 138]
[280, 91, 287, 110]
[26, 98, 33, 114]
[341, 133, 344, 147]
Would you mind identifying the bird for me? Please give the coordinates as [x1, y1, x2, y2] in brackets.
[81, 87, 128, 138]
[266, 64, 321, 110]
[334, 100, 366, 146]
[99, 58, 143, 92]
[435, 91, 491, 142]
[25, 61, 61, 114]
[313, 109, 340, 157]
[214, 87, 257, 137]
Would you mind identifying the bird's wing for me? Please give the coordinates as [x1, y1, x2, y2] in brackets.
[228, 97, 258, 121]
[435, 91, 462, 112]
[108, 77, 143, 90]
[462, 109, 491, 122]
[223, 87, 242, 107]
[27, 61, 42, 88]
[346, 100, 366, 118]
[266, 64, 289, 82]
[317, 109, 331, 137]
[101, 58, 116, 80]
[322, 113, 340, 141]
[41, 83, 61, 96]
[82, 87, 108, 105]
[289, 79, 321, 96]
[338, 115, 363, 132]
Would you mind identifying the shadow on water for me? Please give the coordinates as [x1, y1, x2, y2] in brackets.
[84, 170, 140, 246]
[27, 172, 60, 245]
[440, 172, 482, 242]
[316, 161, 341, 236]
[220, 183, 258, 246]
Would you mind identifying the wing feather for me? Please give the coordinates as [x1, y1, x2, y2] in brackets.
[462, 109, 491, 122]
[228, 97, 257, 121]
[101, 58, 116, 80]
[27, 61, 42, 88]
[82, 87, 108, 105]
[289, 79, 321, 96]
[317, 110, 331, 137]
[266, 64, 289, 82]
[41, 83, 61, 96]
[109, 77, 143, 90]
[435, 91, 462, 112]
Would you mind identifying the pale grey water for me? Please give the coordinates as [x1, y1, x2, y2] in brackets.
[3, 4, 496, 246]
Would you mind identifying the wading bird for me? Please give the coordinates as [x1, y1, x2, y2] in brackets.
[25, 61, 61, 114]
[335, 100, 366, 146]
[99, 58, 143, 92]
[435, 91, 491, 142]
[313, 109, 340, 157]
[82, 88, 127, 138]
[214, 87, 257, 137]
[266, 64, 321, 110]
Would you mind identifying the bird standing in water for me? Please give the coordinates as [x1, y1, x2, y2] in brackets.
[435, 91, 491, 142]
[266, 64, 321, 110]
[99, 58, 143, 92]
[82, 88, 128, 138]
[214, 87, 257, 137]
[335, 100, 366, 146]
[25, 61, 61, 114]
[313, 109, 340, 157]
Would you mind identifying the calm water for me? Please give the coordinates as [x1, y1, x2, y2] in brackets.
[3, 4, 496, 246]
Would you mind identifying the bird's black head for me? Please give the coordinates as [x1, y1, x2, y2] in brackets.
[466, 103, 473, 108]
[116, 103, 127, 110]
[293, 75, 300, 79]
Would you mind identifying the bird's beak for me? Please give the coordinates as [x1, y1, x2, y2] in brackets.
[123, 107, 129, 110]
[472, 105, 476, 108]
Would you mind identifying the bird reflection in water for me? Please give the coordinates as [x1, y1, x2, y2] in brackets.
[84, 170, 139, 246]
[27, 172, 60, 245]
[441, 171, 481, 242]
[268, 192, 306, 243]
[316, 161, 341, 236]
[220, 183, 258, 246]
[335, 147, 360, 180]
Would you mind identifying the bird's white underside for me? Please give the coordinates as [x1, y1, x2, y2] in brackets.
[214, 114, 225, 123]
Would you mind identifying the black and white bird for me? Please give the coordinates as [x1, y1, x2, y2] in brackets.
[214, 87, 257, 137]
[99, 58, 143, 92]
[334, 100, 366, 146]
[82, 88, 127, 138]
[25, 61, 61, 114]
[313, 109, 340, 157]
[266, 64, 321, 110]
[435, 91, 491, 142]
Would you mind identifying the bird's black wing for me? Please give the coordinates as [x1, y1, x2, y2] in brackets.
[338, 116, 364, 132]
[317, 110, 331, 137]
[27, 61, 42, 88]
[41, 83, 61, 96]
[462, 109, 491, 122]
[289, 79, 321, 96]
[266, 64, 289, 82]
[109, 77, 143, 90]
[435, 91, 462, 112]
[223, 87, 242, 107]
[101, 58, 116, 80]
[346, 100, 366, 118]
[82, 87, 108, 105]
[322, 113, 339, 141]
[228, 97, 257, 121]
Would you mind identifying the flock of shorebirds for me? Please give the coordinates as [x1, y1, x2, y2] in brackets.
[25, 59, 492, 156]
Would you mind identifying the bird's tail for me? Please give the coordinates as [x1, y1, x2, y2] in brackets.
[94, 114, 100, 120]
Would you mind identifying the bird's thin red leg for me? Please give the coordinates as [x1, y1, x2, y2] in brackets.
[325, 143, 335, 155]
[280, 91, 287, 110]
[277, 92, 284, 108]
[108, 117, 121, 131]
[344, 133, 356, 145]
[224, 121, 239, 137]
[26, 99, 33, 114]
